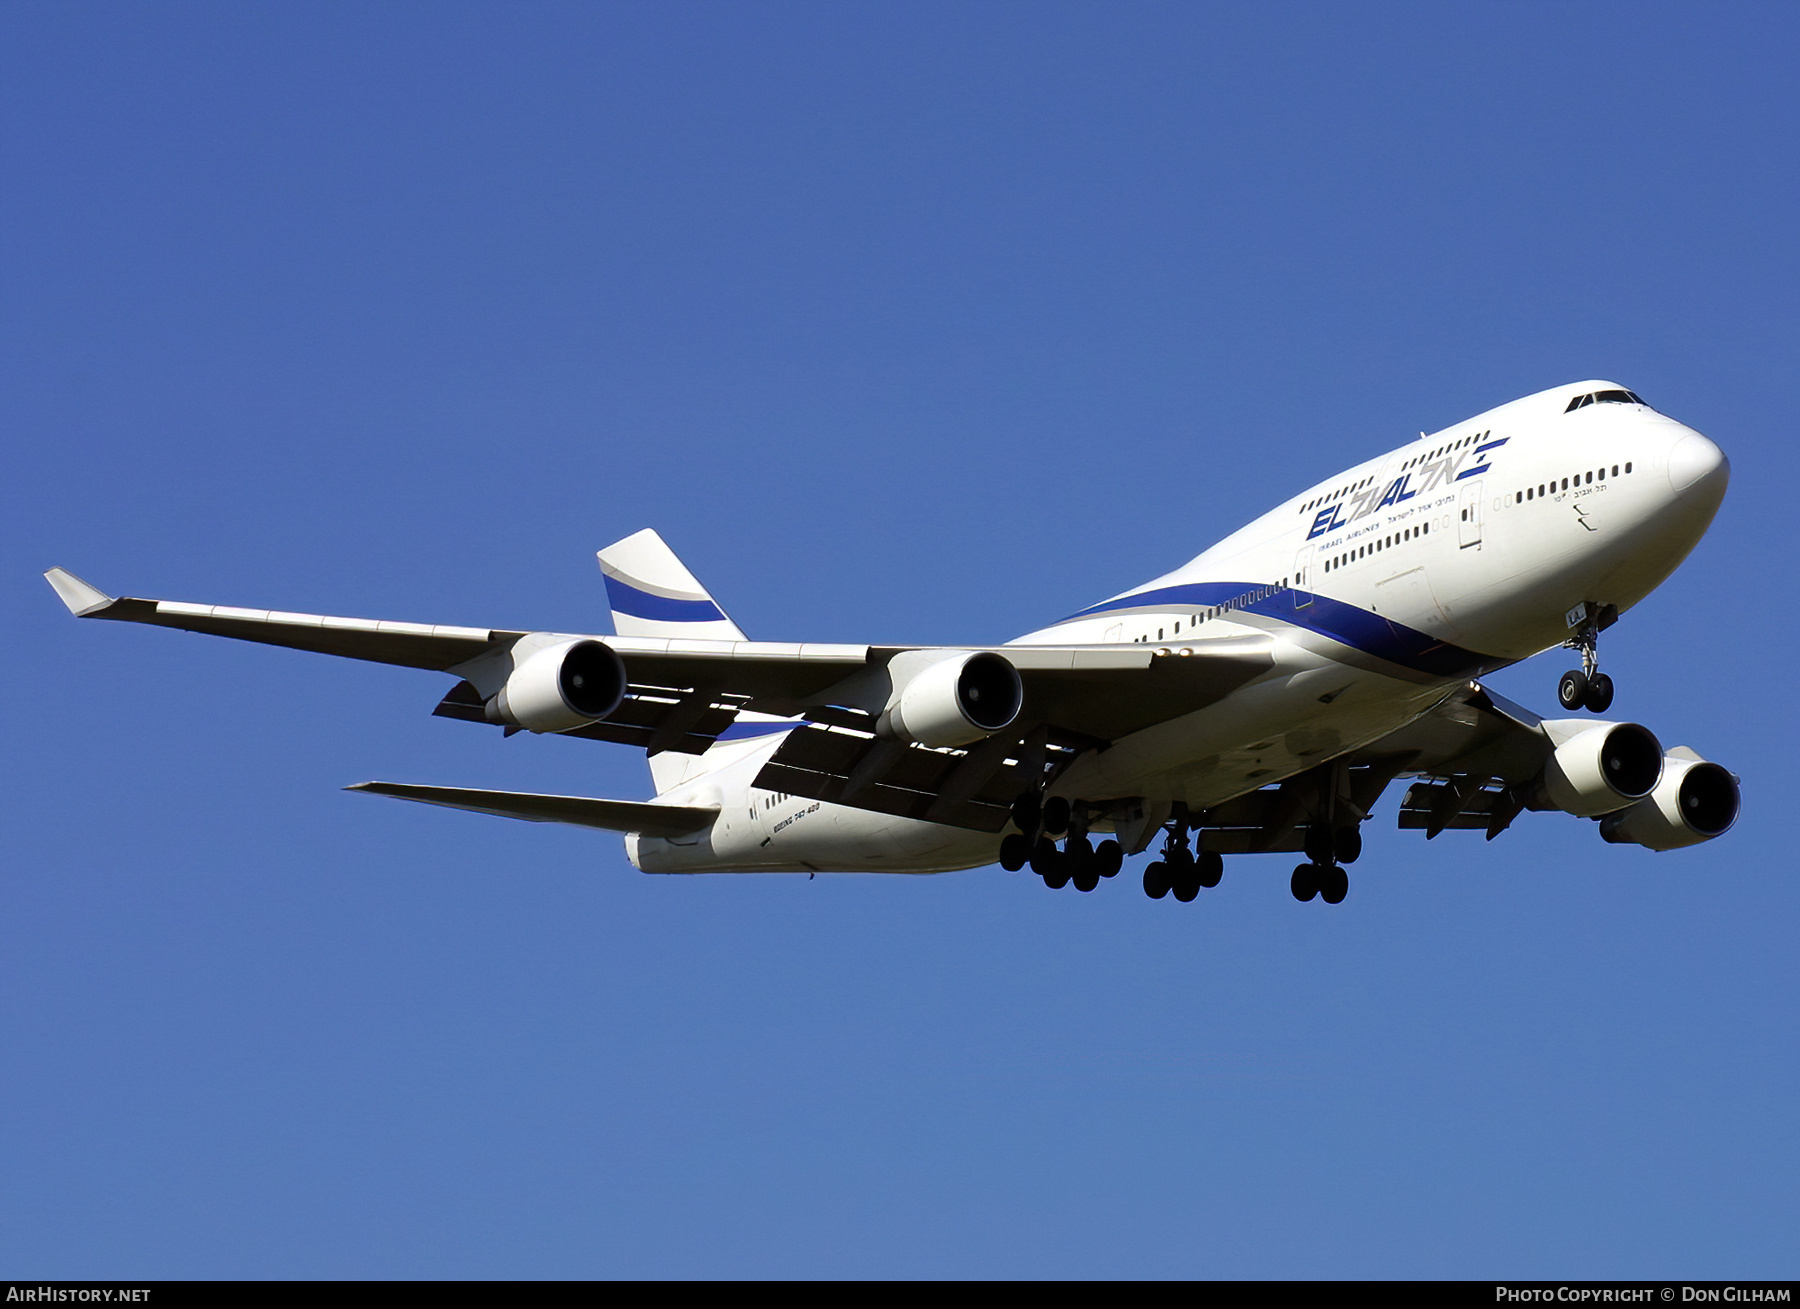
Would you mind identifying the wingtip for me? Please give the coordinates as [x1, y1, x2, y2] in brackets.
[44, 567, 115, 616]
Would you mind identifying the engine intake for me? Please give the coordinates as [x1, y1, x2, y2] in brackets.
[1601, 753, 1740, 851]
[489, 638, 627, 734]
[880, 651, 1023, 748]
[1539, 720, 1663, 817]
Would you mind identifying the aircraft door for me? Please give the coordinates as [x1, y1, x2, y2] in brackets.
[1458, 481, 1483, 548]
[1292, 546, 1315, 605]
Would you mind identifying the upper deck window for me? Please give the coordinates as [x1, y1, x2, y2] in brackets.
[1565, 389, 1648, 412]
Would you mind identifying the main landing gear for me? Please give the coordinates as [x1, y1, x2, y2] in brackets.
[1290, 822, 1358, 905]
[1141, 821, 1223, 904]
[1558, 602, 1618, 713]
[997, 793, 1122, 892]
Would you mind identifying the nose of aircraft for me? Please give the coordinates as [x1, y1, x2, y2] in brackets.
[1667, 431, 1729, 497]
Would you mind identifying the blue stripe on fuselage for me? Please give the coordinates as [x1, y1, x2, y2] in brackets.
[714, 720, 801, 742]
[1055, 582, 1487, 678]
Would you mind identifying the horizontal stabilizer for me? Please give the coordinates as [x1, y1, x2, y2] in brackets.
[346, 781, 717, 837]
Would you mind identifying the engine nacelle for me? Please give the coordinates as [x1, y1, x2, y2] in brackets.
[1600, 751, 1740, 851]
[1538, 720, 1664, 817]
[879, 651, 1023, 748]
[488, 638, 627, 734]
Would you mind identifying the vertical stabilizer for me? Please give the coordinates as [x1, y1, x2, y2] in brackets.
[598, 529, 763, 794]
[597, 529, 747, 642]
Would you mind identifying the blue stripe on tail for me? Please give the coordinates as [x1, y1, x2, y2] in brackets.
[604, 575, 728, 623]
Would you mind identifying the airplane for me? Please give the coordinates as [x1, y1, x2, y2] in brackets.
[44, 379, 1739, 905]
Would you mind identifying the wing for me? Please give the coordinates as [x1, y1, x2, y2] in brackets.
[1170, 682, 1563, 856]
[44, 567, 521, 669]
[46, 570, 1275, 828]
[1357, 681, 1559, 839]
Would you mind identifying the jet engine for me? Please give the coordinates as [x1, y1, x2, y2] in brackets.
[487, 638, 627, 734]
[1600, 750, 1740, 851]
[878, 650, 1023, 748]
[1537, 720, 1664, 817]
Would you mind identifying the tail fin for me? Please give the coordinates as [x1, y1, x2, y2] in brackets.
[598, 530, 762, 795]
[597, 529, 747, 643]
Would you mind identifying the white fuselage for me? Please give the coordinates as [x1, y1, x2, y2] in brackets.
[630, 381, 1729, 874]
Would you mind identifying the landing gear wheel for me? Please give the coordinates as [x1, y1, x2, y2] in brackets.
[1304, 824, 1334, 865]
[1558, 669, 1590, 711]
[999, 833, 1029, 871]
[1040, 796, 1071, 837]
[1172, 868, 1200, 902]
[1583, 671, 1615, 713]
[1143, 861, 1171, 899]
[1291, 863, 1319, 902]
[1067, 837, 1098, 892]
[1334, 826, 1362, 865]
[1196, 850, 1223, 889]
[1319, 864, 1349, 904]
[1029, 838, 1061, 879]
[1010, 793, 1041, 834]
[1095, 840, 1123, 878]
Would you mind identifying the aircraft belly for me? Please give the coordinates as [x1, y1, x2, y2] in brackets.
[633, 799, 998, 874]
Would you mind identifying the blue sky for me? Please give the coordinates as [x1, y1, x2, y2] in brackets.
[4, 1, 1796, 1278]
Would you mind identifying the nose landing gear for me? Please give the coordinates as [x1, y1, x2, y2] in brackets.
[1558, 602, 1618, 713]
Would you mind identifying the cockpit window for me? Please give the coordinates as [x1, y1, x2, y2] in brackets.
[1565, 389, 1648, 412]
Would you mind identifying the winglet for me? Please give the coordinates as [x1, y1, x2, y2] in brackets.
[44, 567, 115, 616]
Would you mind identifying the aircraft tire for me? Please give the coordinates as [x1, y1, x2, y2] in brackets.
[1558, 670, 1589, 710]
[1172, 870, 1200, 903]
[1304, 824, 1333, 865]
[1073, 862, 1100, 893]
[1319, 864, 1349, 904]
[1291, 863, 1320, 902]
[1143, 861, 1171, 899]
[998, 833, 1029, 872]
[1096, 840, 1123, 877]
[1334, 825, 1362, 865]
[1029, 838, 1060, 878]
[1196, 850, 1223, 888]
[1041, 796, 1071, 837]
[1583, 672, 1615, 713]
